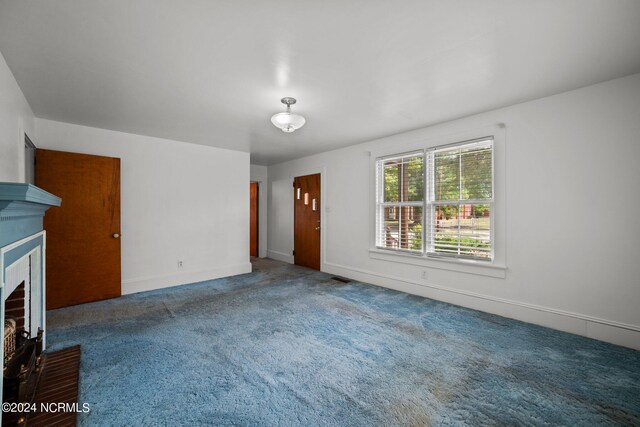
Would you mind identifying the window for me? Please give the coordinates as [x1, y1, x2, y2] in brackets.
[375, 137, 493, 261]
[427, 138, 493, 260]
[375, 152, 424, 253]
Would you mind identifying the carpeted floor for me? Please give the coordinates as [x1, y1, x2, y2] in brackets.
[47, 258, 640, 426]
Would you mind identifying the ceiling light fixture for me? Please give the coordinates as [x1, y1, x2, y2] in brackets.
[271, 97, 306, 133]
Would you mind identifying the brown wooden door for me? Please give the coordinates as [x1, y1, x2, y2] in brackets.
[250, 182, 259, 257]
[35, 149, 121, 309]
[294, 173, 320, 270]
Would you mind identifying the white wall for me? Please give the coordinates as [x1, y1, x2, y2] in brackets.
[268, 73, 640, 350]
[250, 164, 268, 258]
[36, 119, 251, 294]
[0, 50, 34, 182]
[268, 177, 294, 263]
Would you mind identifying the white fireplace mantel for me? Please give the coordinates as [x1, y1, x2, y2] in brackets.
[0, 183, 61, 420]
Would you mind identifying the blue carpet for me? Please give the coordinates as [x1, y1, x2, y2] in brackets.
[47, 258, 640, 426]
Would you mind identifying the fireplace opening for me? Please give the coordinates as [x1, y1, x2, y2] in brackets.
[3, 278, 43, 426]
[5, 281, 26, 332]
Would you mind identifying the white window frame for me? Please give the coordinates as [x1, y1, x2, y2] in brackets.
[369, 124, 506, 278]
[425, 137, 494, 261]
[375, 150, 425, 254]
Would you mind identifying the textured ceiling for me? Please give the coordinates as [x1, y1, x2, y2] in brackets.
[1, 0, 639, 165]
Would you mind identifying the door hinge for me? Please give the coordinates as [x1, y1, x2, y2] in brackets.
[293, 181, 295, 188]
[292, 250, 295, 256]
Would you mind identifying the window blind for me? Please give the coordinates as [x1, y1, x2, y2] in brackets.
[376, 152, 424, 252]
[426, 138, 493, 260]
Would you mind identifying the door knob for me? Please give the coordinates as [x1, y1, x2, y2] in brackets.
[112, 233, 120, 239]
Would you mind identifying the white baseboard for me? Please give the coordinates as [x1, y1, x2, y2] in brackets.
[122, 262, 252, 295]
[267, 250, 294, 264]
[323, 261, 640, 351]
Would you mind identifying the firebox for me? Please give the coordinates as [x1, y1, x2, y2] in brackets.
[3, 276, 44, 401]
[2, 252, 45, 426]
[5, 282, 27, 333]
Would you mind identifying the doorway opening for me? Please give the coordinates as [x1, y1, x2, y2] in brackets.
[25, 134, 36, 184]
[250, 182, 259, 257]
[293, 173, 321, 270]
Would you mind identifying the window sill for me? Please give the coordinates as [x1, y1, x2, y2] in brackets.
[368, 248, 507, 278]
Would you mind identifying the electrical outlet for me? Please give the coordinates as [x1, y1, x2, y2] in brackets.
[421, 270, 428, 280]
[178, 261, 183, 269]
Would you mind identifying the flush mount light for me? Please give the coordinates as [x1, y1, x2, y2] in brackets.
[271, 97, 306, 133]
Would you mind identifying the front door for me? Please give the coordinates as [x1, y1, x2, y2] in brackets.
[294, 173, 320, 270]
[35, 149, 121, 309]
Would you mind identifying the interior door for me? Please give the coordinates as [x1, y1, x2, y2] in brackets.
[250, 182, 259, 257]
[294, 173, 320, 270]
[35, 149, 121, 309]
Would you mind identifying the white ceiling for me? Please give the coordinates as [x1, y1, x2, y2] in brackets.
[1, 1, 639, 165]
